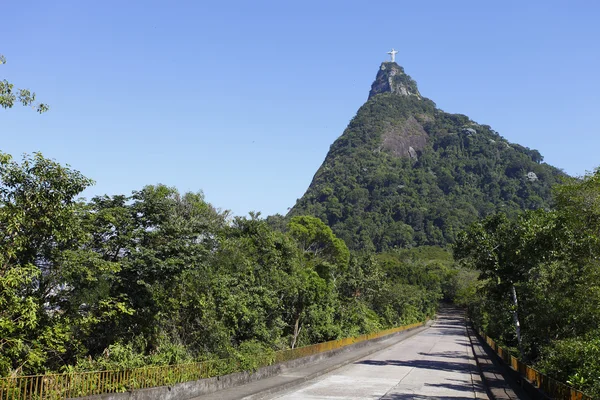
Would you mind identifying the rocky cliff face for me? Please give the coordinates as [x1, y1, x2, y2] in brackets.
[368, 62, 421, 99]
[380, 116, 428, 160]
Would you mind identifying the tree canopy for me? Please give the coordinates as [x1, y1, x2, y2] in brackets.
[455, 168, 600, 397]
[0, 55, 48, 113]
[0, 151, 446, 377]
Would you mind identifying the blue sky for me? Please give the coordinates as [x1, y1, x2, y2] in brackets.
[2, 1, 599, 216]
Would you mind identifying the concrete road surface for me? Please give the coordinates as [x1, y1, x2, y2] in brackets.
[267, 307, 488, 400]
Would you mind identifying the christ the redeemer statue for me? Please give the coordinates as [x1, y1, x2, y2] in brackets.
[387, 48, 398, 62]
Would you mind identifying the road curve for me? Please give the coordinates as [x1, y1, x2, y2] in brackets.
[267, 307, 488, 400]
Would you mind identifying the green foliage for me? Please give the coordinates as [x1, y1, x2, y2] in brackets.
[74, 341, 148, 371]
[0, 151, 446, 380]
[445, 267, 481, 307]
[290, 84, 564, 251]
[233, 340, 275, 372]
[71, 335, 195, 372]
[372, 250, 445, 325]
[537, 333, 600, 398]
[0, 152, 128, 375]
[454, 212, 537, 287]
[456, 168, 600, 396]
[288, 215, 350, 281]
[0, 263, 41, 375]
[0, 55, 49, 113]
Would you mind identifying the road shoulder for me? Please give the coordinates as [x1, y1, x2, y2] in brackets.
[467, 325, 530, 400]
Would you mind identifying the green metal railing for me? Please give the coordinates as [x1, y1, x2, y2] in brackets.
[0, 321, 424, 399]
[477, 329, 593, 400]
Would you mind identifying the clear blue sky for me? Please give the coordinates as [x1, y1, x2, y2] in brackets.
[2, 1, 599, 217]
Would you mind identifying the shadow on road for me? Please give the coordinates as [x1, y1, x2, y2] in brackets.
[381, 395, 475, 400]
[355, 358, 471, 373]
[379, 380, 478, 399]
[417, 351, 469, 360]
[424, 380, 474, 392]
[429, 328, 467, 336]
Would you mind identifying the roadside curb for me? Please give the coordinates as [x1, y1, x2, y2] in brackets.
[464, 327, 489, 399]
[466, 325, 521, 400]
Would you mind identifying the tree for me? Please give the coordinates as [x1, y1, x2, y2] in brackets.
[105, 185, 228, 350]
[0, 152, 121, 375]
[552, 169, 600, 262]
[286, 216, 350, 347]
[455, 168, 600, 382]
[1, 55, 48, 113]
[287, 215, 350, 279]
[454, 213, 542, 358]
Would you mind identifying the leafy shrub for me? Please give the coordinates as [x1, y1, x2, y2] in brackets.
[536, 332, 600, 398]
[233, 340, 275, 372]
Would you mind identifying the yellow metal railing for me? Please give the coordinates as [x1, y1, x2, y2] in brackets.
[477, 329, 593, 400]
[0, 321, 425, 399]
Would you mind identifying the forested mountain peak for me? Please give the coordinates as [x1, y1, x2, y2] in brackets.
[289, 62, 566, 251]
[368, 62, 422, 100]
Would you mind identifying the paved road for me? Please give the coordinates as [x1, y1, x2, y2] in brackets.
[266, 308, 488, 400]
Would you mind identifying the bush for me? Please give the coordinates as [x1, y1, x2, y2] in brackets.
[233, 340, 275, 372]
[536, 332, 600, 398]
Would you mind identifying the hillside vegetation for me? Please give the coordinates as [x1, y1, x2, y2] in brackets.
[290, 63, 565, 251]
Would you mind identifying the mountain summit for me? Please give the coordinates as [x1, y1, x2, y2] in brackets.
[288, 61, 565, 251]
[369, 62, 421, 99]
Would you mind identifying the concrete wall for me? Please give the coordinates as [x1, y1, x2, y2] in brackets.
[71, 323, 429, 400]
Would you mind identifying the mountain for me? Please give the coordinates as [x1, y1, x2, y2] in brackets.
[288, 61, 565, 252]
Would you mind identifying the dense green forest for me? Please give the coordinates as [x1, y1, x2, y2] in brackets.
[0, 151, 454, 377]
[290, 62, 565, 251]
[455, 168, 600, 397]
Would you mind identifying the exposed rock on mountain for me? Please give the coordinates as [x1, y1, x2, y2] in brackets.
[369, 62, 421, 99]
